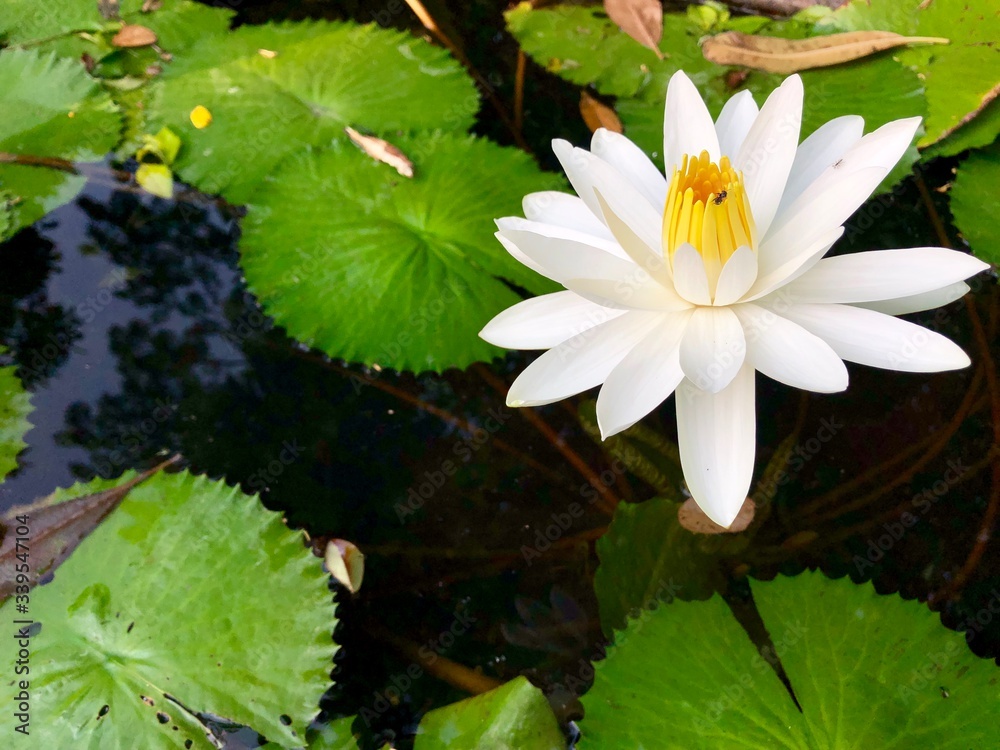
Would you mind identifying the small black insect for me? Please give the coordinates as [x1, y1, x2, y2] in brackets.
[713, 190, 727, 205]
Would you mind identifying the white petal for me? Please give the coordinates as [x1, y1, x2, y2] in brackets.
[734, 75, 803, 239]
[758, 166, 884, 271]
[766, 118, 920, 243]
[593, 190, 669, 279]
[496, 233, 549, 279]
[507, 311, 663, 406]
[522, 191, 616, 242]
[675, 365, 756, 527]
[777, 303, 972, 373]
[591, 128, 667, 210]
[564, 276, 691, 311]
[672, 244, 712, 305]
[496, 216, 626, 259]
[715, 90, 759, 158]
[745, 226, 844, 301]
[663, 71, 720, 175]
[732, 303, 848, 392]
[712, 245, 758, 306]
[480, 291, 626, 349]
[679, 306, 747, 393]
[777, 115, 864, 216]
[784, 247, 989, 304]
[596, 310, 693, 437]
[551, 141, 663, 253]
[496, 228, 637, 285]
[857, 282, 970, 316]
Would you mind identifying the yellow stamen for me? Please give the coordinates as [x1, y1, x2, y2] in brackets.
[662, 151, 756, 277]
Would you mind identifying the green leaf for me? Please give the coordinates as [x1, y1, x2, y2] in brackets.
[136, 162, 173, 198]
[0, 350, 32, 480]
[0, 0, 234, 57]
[581, 572, 1000, 748]
[239, 133, 560, 372]
[414, 677, 564, 750]
[506, 5, 923, 189]
[147, 20, 479, 204]
[593, 496, 721, 637]
[0, 470, 336, 748]
[950, 142, 1000, 265]
[0, 50, 122, 236]
[303, 715, 360, 749]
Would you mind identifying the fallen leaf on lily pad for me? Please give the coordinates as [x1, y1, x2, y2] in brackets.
[112, 23, 158, 48]
[678, 496, 755, 534]
[345, 126, 414, 178]
[604, 0, 664, 59]
[702, 29, 948, 74]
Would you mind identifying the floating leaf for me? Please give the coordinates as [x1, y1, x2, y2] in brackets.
[345, 127, 414, 178]
[239, 133, 560, 372]
[414, 677, 564, 750]
[0, 50, 122, 237]
[951, 142, 1000, 266]
[0, 349, 32, 478]
[0, 470, 336, 747]
[148, 20, 478, 203]
[582, 572, 1000, 748]
[604, 0, 664, 58]
[0, 460, 176, 600]
[701, 30, 947, 74]
[579, 91, 623, 134]
[593, 496, 722, 636]
[135, 162, 173, 197]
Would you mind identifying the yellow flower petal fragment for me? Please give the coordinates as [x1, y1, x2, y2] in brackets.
[189, 105, 212, 129]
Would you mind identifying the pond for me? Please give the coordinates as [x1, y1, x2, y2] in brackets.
[1, 0, 998, 748]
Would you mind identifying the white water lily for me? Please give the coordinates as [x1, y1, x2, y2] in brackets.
[480, 71, 991, 528]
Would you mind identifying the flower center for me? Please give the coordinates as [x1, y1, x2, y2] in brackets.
[662, 151, 756, 280]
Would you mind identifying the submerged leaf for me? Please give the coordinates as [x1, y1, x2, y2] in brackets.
[582, 572, 1000, 748]
[0, 470, 336, 747]
[604, 0, 664, 58]
[678, 496, 755, 534]
[579, 91, 623, 134]
[701, 29, 948, 74]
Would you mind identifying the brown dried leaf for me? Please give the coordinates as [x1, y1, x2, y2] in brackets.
[112, 23, 158, 48]
[324, 539, 365, 594]
[345, 126, 414, 178]
[580, 91, 624, 134]
[701, 30, 949, 75]
[141, 0, 163, 11]
[0, 457, 179, 600]
[678, 497, 755, 534]
[603, 0, 664, 59]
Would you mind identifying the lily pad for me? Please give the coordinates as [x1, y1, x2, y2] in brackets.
[147, 20, 479, 204]
[239, 133, 560, 372]
[0, 470, 336, 748]
[951, 143, 1000, 266]
[593, 496, 721, 637]
[581, 572, 999, 748]
[414, 676, 565, 750]
[0, 349, 32, 479]
[0, 50, 122, 237]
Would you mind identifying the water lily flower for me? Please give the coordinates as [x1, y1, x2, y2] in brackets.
[480, 71, 990, 528]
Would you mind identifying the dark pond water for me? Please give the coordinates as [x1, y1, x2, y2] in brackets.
[2, 1, 998, 748]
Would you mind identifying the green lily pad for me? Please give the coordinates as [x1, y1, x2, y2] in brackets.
[507, 5, 923, 188]
[414, 677, 564, 750]
[0, 0, 234, 57]
[593, 496, 720, 637]
[147, 20, 478, 204]
[950, 143, 1000, 265]
[0, 50, 122, 237]
[239, 133, 560, 372]
[0, 350, 32, 479]
[581, 572, 1000, 748]
[0, 470, 336, 748]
